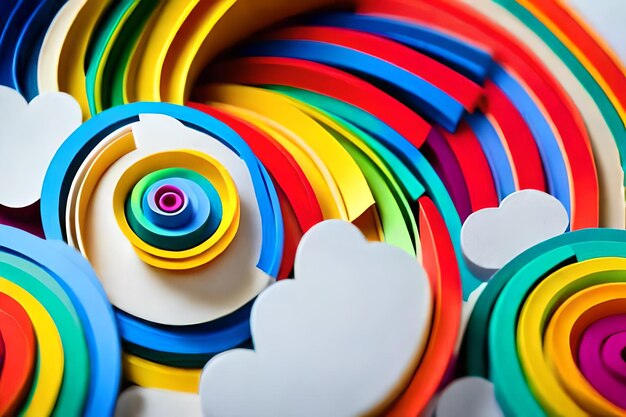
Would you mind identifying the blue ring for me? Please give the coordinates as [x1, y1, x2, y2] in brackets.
[465, 111, 516, 201]
[142, 177, 214, 234]
[490, 65, 571, 218]
[141, 180, 194, 224]
[0, 0, 37, 89]
[40, 102, 283, 277]
[13, 0, 64, 99]
[144, 179, 196, 229]
[127, 175, 222, 251]
[116, 298, 254, 355]
[40, 103, 283, 361]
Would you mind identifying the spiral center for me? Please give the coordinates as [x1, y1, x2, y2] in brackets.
[153, 184, 186, 214]
[159, 192, 183, 213]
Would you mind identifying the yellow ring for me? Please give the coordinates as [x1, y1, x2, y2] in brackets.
[282, 94, 420, 258]
[210, 101, 385, 242]
[58, 0, 113, 118]
[112, 149, 240, 269]
[135, 1, 200, 102]
[123, 353, 201, 393]
[162, 0, 235, 103]
[517, 257, 626, 416]
[73, 128, 136, 254]
[545, 282, 626, 416]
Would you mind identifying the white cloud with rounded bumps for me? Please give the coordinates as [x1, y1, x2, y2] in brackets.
[199, 220, 432, 417]
[461, 189, 568, 279]
[0, 87, 81, 207]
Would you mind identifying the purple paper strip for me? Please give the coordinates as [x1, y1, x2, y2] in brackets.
[154, 185, 186, 213]
[602, 331, 626, 382]
[159, 191, 184, 213]
[422, 128, 472, 221]
[0, 201, 44, 238]
[0, 327, 4, 373]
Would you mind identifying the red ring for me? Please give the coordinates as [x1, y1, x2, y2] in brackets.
[0, 292, 36, 416]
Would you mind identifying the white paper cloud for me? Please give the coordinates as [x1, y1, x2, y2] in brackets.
[0, 86, 81, 207]
[115, 387, 202, 417]
[461, 189, 568, 280]
[435, 377, 504, 417]
[199, 220, 432, 417]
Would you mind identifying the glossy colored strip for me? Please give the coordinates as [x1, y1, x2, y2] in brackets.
[360, 0, 599, 229]
[0, 292, 35, 416]
[305, 12, 493, 82]
[239, 39, 466, 131]
[519, 0, 626, 127]
[386, 196, 461, 416]
[206, 56, 431, 148]
[265, 86, 481, 298]
[438, 123, 498, 212]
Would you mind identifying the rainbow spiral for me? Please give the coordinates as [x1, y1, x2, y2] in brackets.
[40, 103, 284, 391]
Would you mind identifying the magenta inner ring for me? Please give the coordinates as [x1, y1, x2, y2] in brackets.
[155, 185, 186, 213]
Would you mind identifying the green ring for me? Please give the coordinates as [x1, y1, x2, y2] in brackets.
[125, 168, 222, 251]
[460, 228, 626, 416]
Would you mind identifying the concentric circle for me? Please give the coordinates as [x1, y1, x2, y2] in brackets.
[40, 105, 283, 389]
[462, 229, 626, 416]
[113, 150, 240, 269]
[0, 226, 120, 417]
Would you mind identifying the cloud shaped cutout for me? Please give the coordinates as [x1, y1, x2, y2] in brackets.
[461, 189, 568, 279]
[436, 377, 503, 417]
[199, 220, 432, 417]
[115, 387, 201, 417]
[0, 87, 81, 207]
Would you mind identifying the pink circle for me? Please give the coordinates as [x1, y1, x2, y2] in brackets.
[159, 192, 183, 213]
[154, 185, 186, 213]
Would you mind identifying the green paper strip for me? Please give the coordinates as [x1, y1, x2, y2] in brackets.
[270, 85, 482, 299]
[107, 1, 161, 108]
[86, 0, 137, 114]
[335, 131, 416, 255]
